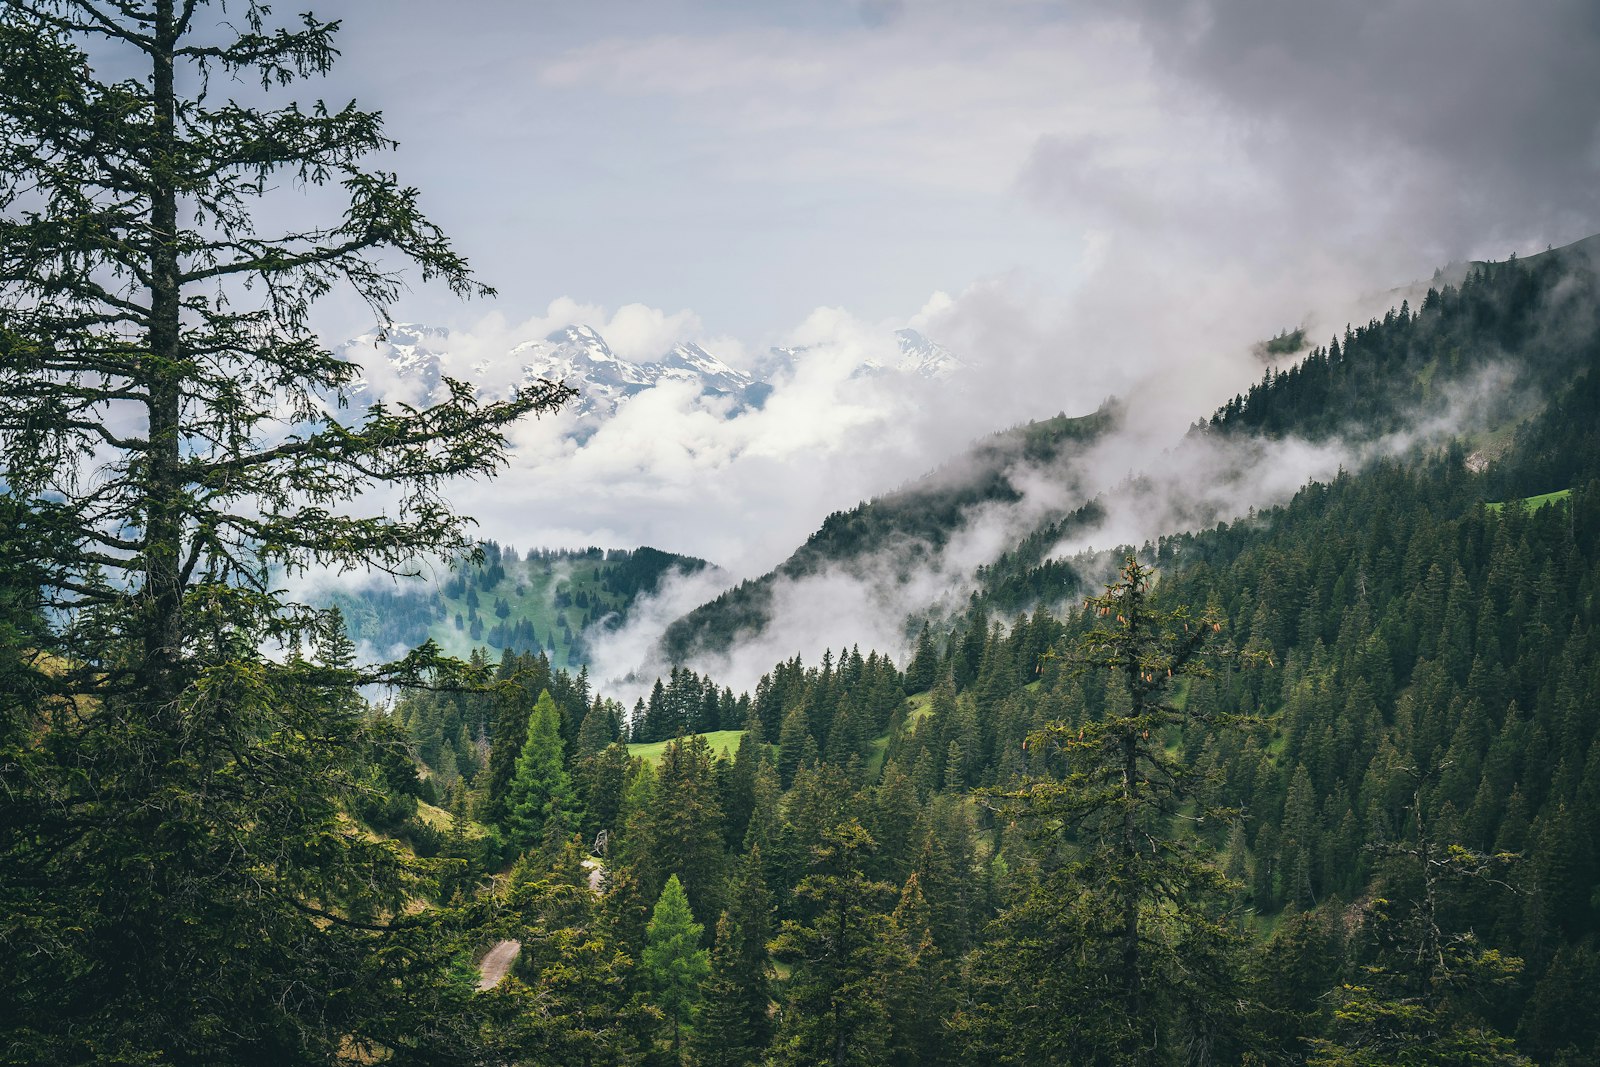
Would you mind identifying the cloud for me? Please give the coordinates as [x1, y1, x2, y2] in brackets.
[584, 353, 1526, 698]
[306, 2, 1600, 698]
[438, 302, 965, 579]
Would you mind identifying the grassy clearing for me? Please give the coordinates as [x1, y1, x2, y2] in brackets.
[415, 801, 454, 831]
[904, 691, 934, 729]
[1486, 488, 1571, 512]
[627, 729, 748, 763]
[415, 801, 490, 839]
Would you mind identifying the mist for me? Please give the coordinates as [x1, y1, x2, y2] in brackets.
[299, 1, 1598, 700]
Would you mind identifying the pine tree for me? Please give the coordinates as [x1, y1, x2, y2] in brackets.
[981, 556, 1258, 1065]
[769, 820, 897, 1067]
[884, 873, 952, 1067]
[0, 3, 569, 1061]
[777, 703, 811, 788]
[691, 847, 776, 1067]
[643, 874, 710, 1058]
[505, 690, 576, 853]
[1309, 766, 1527, 1065]
[906, 623, 939, 693]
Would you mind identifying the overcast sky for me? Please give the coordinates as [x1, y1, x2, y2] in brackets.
[277, 0, 1600, 575]
[313, 0, 1600, 338]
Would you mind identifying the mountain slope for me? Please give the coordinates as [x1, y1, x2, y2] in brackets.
[661, 232, 1600, 666]
[658, 405, 1114, 661]
[330, 544, 707, 667]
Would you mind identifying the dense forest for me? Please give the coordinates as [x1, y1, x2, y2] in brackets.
[5, 1, 1600, 1064]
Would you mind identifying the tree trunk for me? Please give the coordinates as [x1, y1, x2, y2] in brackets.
[142, 0, 185, 713]
[1121, 729, 1143, 1021]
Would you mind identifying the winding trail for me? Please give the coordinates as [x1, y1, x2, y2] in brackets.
[475, 858, 606, 991]
[476, 939, 521, 991]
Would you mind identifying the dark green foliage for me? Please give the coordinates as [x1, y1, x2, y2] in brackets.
[0, 2, 570, 1062]
[476, 875, 653, 1066]
[768, 820, 900, 1067]
[690, 848, 776, 1067]
[622, 734, 728, 920]
[505, 689, 577, 853]
[972, 559, 1256, 1066]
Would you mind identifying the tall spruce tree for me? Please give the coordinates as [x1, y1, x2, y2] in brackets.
[0, 3, 569, 1061]
[690, 847, 775, 1067]
[978, 557, 1258, 1066]
[769, 820, 897, 1067]
[505, 689, 576, 853]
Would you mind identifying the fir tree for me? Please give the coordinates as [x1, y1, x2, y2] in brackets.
[505, 689, 576, 853]
[691, 847, 776, 1067]
[769, 820, 896, 1067]
[643, 874, 710, 1058]
[980, 557, 1258, 1065]
[0, 2, 569, 1060]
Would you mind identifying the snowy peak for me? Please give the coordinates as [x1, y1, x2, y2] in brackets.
[894, 328, 967, 380]
[337, 320, 965, 430]
[656, 343, 755, 394]
[339, 323, 452, 405]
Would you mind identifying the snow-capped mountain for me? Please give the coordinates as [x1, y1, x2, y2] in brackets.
[759, 327, 968, 383]
[340, 324, 453, 405]
[893, 328, 966, 380]
[507, 326, 757, 420]
[336, 320, 963, 431]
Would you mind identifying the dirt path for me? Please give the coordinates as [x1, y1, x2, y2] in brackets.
[476, 939, 521, 991]
[582, 857, 606, 894]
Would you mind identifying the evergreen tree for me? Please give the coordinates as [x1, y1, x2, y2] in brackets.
[643, 874, 710, 1059]
[905, 622, 939, 693]
[505, 689, 576, 853]
[624, 733, 727, 919]
[777, 703, 811, 788]
[884, 873, 952, 1067]
[0, 2, 569, 1061]
[769, 820, 897, 1067]
[980, 557, 1257, 1065]
[691, 847, 776, 1067]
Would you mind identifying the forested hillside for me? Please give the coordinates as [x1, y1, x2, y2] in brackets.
[660, 407, 1113, 661]
[331, 544, 707, 666]
[13, 228, 1600, 1062]
[9, 1, 1600, 1064]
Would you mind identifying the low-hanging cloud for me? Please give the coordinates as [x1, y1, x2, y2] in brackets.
[294, 2, 1599, 701]
[582, 352, 1534, 700]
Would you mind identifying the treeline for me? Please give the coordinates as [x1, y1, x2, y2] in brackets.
[1209, 244, 1600, 443]
[328, 544, 706, 668]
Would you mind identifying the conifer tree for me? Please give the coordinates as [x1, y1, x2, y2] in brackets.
[691, 847, 776, 1067]
[884, 872, 952, 1067]
[694, 913, 764, 1067]
[643, 874, 710, 1058]
[624, 733, 727, 918]
[769, 820, 897, 1067]
[505, 689, 576, 853]
[980, 556, 1258, 1066]
[0, 2, 569, 1061]
[777, 703, 811, 788]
